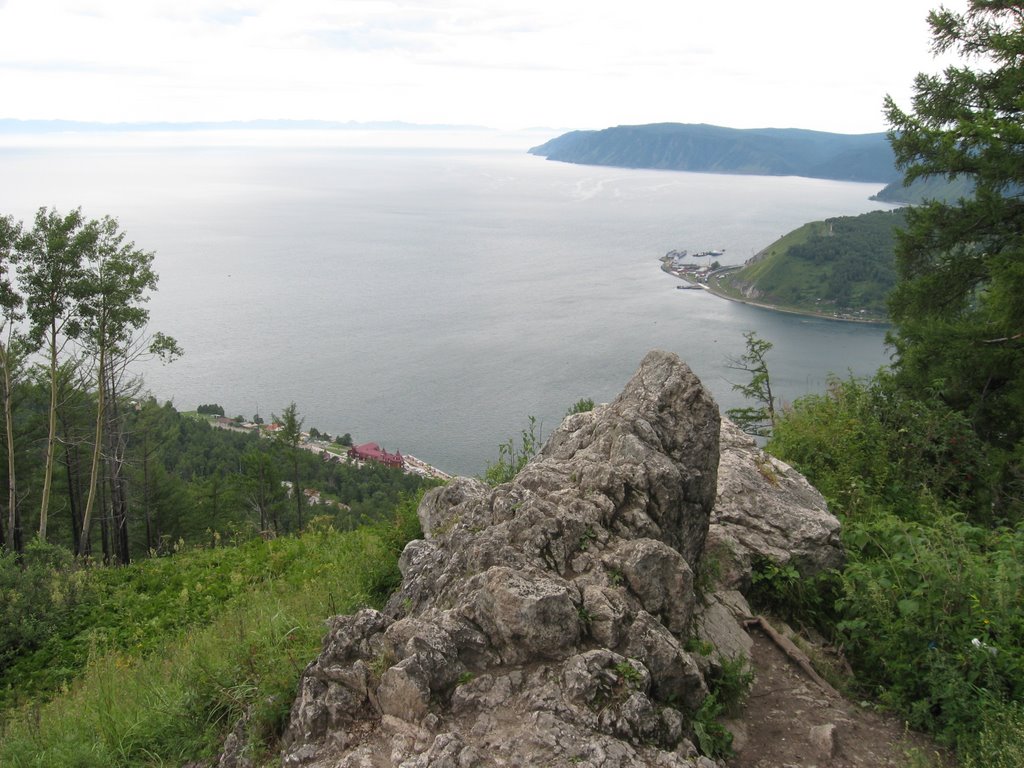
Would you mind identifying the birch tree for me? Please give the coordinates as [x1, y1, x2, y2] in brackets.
[17, 207, 92, 542]
[0, 215, 24, 553]
[77, 217, 179, 560]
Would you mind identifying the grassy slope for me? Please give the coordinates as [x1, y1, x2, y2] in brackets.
[719, 211, 901, 320]
[714, 221, 827, 310]
[733, 220, 824, 285]
[0, 501, 421, 767]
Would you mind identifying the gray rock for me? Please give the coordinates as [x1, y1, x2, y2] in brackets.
[623, 611, 707, 710]
[695, 591, 754, 669]
[809, 722, 837, 759]
[708, 418, 843, 590]
[377, 657, 432, 721]
[461, 566, 580, 663]
[606, 538, 696, 635]
[273, 351, 842, 768]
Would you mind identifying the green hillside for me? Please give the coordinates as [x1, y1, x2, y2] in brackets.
[719, 209, 907, 319]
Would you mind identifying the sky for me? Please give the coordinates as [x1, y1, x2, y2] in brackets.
[0, 0, 967, 135]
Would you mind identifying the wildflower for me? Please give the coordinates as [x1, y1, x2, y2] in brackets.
[971, 637, 998, 656]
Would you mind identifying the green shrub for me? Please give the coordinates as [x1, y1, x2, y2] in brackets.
[961, 699, 1024, 768]
[566, 398, 595, 416]
[692, 693, 734, 758]
[766, 374, 1024, 763]
[746, 555, 839, 630]
[712, 655, 754, 717]
[690, 653, 754, 759]
[834, 509, 1024, 748]
[769, 372, 992, 524]
[483, 416, 541, 486]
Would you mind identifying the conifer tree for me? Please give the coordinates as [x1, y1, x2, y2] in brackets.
[884, 1, 1024, 511]
[273, 403, 305, 531]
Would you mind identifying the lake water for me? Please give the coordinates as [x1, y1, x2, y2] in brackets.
[0, 138, 897, 476]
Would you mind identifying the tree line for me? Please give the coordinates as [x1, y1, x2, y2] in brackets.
[0, 208, 179, 560]
[103, 399, 430, 553]
[0, 208, 433, 563]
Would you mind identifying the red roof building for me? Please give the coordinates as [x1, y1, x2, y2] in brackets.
[348, 442, 404, 468]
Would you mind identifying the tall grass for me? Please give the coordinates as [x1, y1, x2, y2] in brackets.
[0, 498, 421, 767]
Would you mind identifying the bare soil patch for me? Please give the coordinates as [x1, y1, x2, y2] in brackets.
[726, 626, 950, 768]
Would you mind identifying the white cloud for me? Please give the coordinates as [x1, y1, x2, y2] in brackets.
[0, 0, 967, 132]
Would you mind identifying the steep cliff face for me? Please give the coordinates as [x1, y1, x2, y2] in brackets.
[278, 351, 841, 768]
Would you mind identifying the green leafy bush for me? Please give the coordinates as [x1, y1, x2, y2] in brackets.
[565, 398, 595, 416]
[770, 372, 990, 524]
[766, 374, 1024, 761]
[691, 653, 754, 759]
[834, 509, 1024, 747]
[692, 692, 734, 758]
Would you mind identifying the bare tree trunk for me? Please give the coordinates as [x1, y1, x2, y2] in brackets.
[142, 428, 154, 553]
[294, 456, 303, 531]
[78, 346, 105, 557]
[38, 327, 59, 541]
[99, 476, 111, 564]
[1, 340, 21, 555]
[63, 439, 83, 556]
[104, 375, 130, 565]
[258, 462, 268, 533]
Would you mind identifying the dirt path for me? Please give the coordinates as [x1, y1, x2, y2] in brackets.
[725, 627, 949, 768]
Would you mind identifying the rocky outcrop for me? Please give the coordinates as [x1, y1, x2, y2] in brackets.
[707, 419, 843, 591]
[279, 350, 843, 768]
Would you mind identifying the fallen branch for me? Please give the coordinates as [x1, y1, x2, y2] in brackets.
[744, 615, 841, 700]
[982, 331, 1024, 345]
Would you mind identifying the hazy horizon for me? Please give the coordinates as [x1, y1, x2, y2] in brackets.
[1, 1, 965, 135]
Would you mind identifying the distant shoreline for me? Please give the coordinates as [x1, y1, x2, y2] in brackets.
[661, 263, 890, 326]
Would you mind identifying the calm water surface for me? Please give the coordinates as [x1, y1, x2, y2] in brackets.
[0, 143, 896, 475]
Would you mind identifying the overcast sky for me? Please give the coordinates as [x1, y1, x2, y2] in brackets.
[0, 0, 966, 134]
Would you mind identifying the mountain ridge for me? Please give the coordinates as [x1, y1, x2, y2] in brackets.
[530, 123, 900, 183]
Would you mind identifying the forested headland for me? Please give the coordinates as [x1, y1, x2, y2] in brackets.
[529, 123, 899, 182]
[716, 208, 905, 320]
